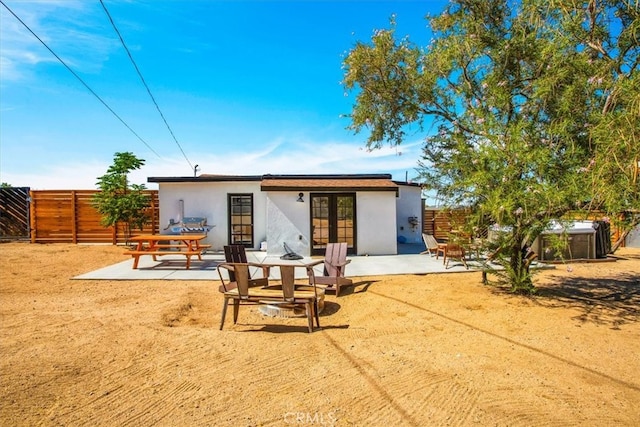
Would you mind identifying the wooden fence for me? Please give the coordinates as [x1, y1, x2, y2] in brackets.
[1, 189, 626, 246]
[423, 208, 623, 246]
[29, 190, 159, 244]
[422, 208, 472, 241]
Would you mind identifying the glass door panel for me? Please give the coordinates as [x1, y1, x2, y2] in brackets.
[312, 195, 329, 247]
[336, 195, 354, 247]
[311, 193, 355, 255]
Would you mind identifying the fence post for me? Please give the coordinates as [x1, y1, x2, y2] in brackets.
[71, 190, 77, 244]
[30, 190, 36, 243]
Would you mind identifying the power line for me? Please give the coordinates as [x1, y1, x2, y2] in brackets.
[99, 0, 194, 172]
[0, 0, 161, 158]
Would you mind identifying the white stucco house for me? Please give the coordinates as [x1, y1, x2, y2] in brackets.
[147, 173, 423, 256]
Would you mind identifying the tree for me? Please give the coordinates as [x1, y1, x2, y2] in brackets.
[343, 0, 639, 293]
[92, 152, 151, 242]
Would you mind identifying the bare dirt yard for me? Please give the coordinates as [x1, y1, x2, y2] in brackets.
[1, 242, 639, 426]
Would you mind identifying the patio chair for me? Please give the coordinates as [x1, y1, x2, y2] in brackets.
[220, 245, 270, 291]
[443, 243, 468, 269]
[421, 233, 446, 258]
[217, 262, 320, 333]
[309, 242, 353, 297]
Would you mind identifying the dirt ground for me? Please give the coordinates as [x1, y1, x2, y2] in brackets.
[1, 242, 639, 426]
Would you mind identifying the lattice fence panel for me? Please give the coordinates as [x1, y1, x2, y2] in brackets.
[0, 187, 30, 239]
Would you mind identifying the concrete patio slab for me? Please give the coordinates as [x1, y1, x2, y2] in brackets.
[74, 245, 485, 281]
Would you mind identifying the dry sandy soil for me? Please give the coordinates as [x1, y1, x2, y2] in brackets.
[1, 242, 639, 426]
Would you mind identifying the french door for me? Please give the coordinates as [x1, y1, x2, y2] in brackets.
[310, 193, 356, 255]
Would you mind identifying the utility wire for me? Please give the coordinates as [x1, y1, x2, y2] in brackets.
[0, 0, 161, 158]
[99, 0, 194, 172]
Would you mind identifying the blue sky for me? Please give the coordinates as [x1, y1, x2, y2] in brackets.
[1, 0, 447, 190]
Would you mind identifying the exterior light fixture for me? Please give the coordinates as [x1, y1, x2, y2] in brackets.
[297, 192, 304, 203]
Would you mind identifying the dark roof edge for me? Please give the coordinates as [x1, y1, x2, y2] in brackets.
[393, 180, 422, 187]
[148, 173, 398, 184]
[261, 173, 393, 180]
[147, 175, 262, 183]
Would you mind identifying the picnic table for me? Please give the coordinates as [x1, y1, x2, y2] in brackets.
[124, 234, 210, 269]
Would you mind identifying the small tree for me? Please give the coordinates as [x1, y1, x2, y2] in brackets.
[93, 152, 150, 242]
[342, 0, 639, 293]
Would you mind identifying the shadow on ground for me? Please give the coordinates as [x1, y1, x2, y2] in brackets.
[533, 273, 640, 328]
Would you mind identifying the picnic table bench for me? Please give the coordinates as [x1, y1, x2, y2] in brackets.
[124, 234, 209, 269]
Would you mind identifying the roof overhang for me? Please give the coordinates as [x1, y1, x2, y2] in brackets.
[147, 173, 415, 195]
[260, 174, 398, 194]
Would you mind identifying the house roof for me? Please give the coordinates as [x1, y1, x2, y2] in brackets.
[147, 174, 420, 194]
[147, 173, 419, 193]
[260, 174, 399, 192]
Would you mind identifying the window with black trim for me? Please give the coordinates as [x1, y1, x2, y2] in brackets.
[228, 194, 253, 247]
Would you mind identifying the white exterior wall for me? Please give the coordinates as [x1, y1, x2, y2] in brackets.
[266, 191, 400, 256]
[156, 183, 405, 256]
[396, 184, 423, 244]
[157, 181, 265, 251]
[356, 192, 397, 255]
[265, 192, 310, 256]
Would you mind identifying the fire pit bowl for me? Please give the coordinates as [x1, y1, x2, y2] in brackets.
[258, 286, 325, 318]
